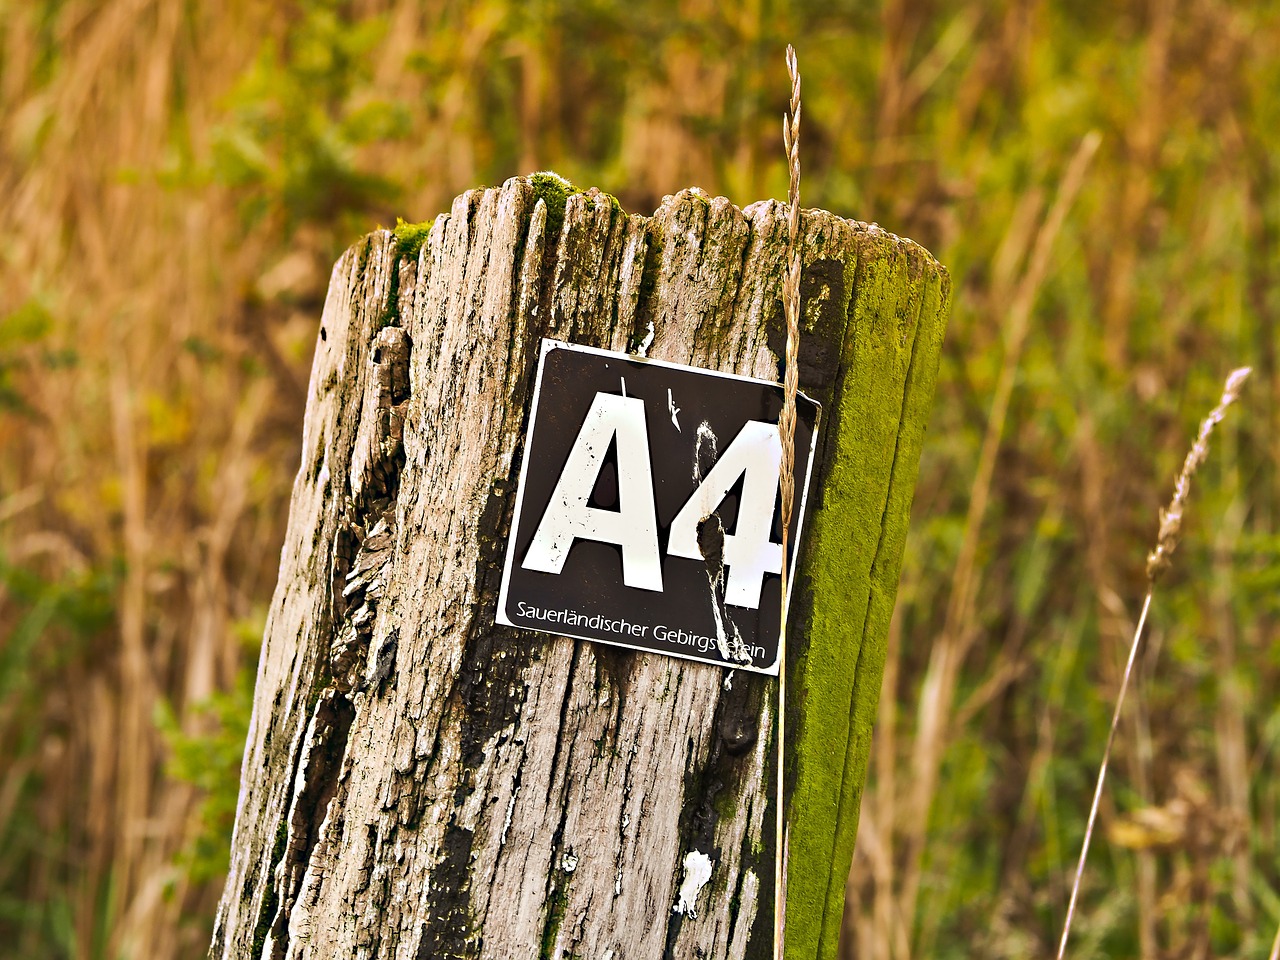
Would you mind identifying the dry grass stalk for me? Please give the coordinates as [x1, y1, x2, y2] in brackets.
[1056, 365, 1251, 960]
[900, 129, 1101, 934]
[0, 4, 295, 954]
[775, 41, 802, 960]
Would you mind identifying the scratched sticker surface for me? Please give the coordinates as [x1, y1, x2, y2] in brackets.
[496, 339, 819, 675]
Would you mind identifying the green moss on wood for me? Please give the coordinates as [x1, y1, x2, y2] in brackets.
[784, 234, 951, 960]
[250, 817, 290, 956]
[527, 170, 624, 236]
[538, 878, 570, 960]
[393, 216, 434, 261]
[712, 785, 737, 821]
[529, 171, 581, 239]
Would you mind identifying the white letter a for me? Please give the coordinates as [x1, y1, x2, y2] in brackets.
[523, 392, 663, 591]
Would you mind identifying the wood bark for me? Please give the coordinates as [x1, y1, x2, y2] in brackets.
[212, 176, 950, 960]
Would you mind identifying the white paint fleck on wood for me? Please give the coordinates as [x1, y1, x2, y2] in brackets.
[673, 851, 715, 918]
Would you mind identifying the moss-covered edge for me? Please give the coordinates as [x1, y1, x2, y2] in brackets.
[784, 233, 951, 959]
[529, 170, 623, 232]
[395, 172, 621, 265]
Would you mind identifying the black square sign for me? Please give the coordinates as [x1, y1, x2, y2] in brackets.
[497, 340, 820, 675]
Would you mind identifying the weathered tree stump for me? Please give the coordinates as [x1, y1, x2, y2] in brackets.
[212, 174, 949, 960]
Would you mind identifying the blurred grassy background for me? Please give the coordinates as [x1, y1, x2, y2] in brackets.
[0, 0, 1277, 957]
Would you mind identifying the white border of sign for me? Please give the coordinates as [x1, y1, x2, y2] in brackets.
[495, 338, 821, 676]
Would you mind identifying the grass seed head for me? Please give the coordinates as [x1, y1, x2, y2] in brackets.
[1146, 366, 1250, 582]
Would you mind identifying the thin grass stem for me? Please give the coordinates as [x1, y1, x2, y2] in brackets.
[775, 41, 802, 960]
[1056, 589, 1152, 960]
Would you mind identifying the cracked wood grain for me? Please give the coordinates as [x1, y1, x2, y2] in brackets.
[212, 177, 950, 960]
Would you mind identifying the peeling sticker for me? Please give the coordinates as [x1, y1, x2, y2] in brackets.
[668, 388, 681, 432]
[672, 850, 714, 918]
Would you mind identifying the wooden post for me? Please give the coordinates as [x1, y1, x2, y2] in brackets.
[211, 174, 949, 960]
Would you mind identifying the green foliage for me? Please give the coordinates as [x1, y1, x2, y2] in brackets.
[0, 554, 116, 958]
[0, 299, 56, 412]
[155, 626, 258, 888]
[0, 554, 115, 711]
[207, 1, 408, 236]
